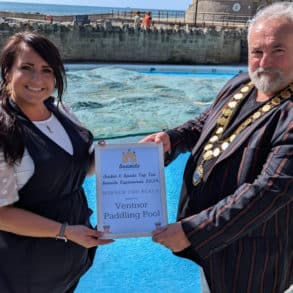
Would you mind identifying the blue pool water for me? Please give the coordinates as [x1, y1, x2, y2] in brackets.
[63, 64, 246, 140]
[78, 151, 199, 293]
[63, 65, 247, 292]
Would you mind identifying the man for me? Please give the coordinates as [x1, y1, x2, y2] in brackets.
[142, 11, 152, 29]
[133, 10, 142, 29]
[141, 2, 293, 292]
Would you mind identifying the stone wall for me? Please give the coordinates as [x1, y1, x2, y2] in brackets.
[0, 21, 248, 64]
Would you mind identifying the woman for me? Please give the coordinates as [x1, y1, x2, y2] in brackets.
[0, 31, 113, 292]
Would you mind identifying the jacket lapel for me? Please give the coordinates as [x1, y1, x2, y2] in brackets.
[191, 86, 292, 179]
[204, 102, 285, 179]
[191, 96, 229, 157]
[191, 81, 253, 157]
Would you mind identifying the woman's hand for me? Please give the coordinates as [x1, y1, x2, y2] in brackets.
[0, 206, 114, 248]
[65, 225, 114, 248]
[140, 132, 171, 153]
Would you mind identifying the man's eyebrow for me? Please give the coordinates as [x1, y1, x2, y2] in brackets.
[272, 43, 284, 48]
[19, 62, 33, 65]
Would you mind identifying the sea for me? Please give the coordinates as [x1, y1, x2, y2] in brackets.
[0, 1, 184, 16]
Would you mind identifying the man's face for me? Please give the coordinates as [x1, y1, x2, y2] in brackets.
[248, 18, 293, 95]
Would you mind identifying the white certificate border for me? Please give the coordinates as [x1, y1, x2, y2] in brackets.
[95, 142, 168, 238]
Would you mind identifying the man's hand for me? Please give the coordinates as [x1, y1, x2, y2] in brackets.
[139, 131, 171, 153]
[152, 222, 191, 252]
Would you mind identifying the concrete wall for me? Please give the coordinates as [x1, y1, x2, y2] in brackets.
[0, 21, 248, 64]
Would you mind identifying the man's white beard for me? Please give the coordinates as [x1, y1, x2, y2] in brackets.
[249, 67, 283, 94]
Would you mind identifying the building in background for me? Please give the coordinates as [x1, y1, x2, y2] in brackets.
[185, 0, 290, 25]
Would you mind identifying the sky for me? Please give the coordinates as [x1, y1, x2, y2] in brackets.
[1, 0, 193, 10]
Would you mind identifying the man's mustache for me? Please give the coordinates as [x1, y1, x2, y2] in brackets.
[254, 67, 282, 75]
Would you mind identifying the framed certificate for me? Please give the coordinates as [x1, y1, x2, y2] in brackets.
[95, 142, 168, 238]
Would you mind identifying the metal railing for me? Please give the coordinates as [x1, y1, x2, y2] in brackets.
[188, 12, 251, 28]
[89, 9, 251, 28]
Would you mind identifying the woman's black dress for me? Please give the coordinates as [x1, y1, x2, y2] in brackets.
[0, 98, 96, 293]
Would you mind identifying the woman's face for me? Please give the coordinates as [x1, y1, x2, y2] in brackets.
[7, 43, 55, 110]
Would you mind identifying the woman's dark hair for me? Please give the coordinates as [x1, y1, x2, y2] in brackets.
[0, 31, 66, 164]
